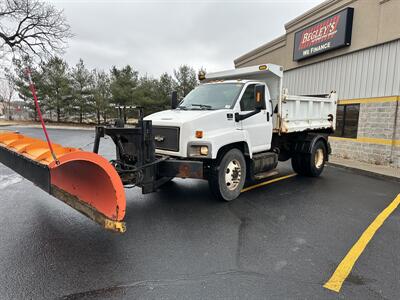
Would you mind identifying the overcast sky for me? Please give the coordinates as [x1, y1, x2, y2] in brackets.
[49, 0, 323, 77]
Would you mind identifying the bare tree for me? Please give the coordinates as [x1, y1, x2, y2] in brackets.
[0, 0, 72, 62]
[0, 74, 15, 120]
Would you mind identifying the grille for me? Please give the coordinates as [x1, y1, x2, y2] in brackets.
[152, 126, 180, 152]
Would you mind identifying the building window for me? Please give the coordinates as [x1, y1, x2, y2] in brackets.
[334, 104, 360, 138]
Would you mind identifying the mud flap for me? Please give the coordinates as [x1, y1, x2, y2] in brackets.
[0, 132, 126, 233]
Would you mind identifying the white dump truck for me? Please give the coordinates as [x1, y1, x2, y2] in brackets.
[146, 63, 337, 200]
[0, 63, 337, 232]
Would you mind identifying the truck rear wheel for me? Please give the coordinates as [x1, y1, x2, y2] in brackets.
[209, 148, 246, 201]
[291, 140, 326, 177]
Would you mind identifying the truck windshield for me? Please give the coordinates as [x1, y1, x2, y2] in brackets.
[178, 83, 243, 110]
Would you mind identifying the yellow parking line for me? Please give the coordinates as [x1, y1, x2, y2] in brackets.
[241, 173, 297, 193]
[324, 193, 400, 293]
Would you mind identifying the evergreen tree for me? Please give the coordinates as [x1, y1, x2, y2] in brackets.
[158, 72, 176, 105]
[133, 75, 164, 116]
[40, 57, 71, 122]
[9, 58, 202, 122]
[92, 70, 111, 124]
[110, 65, 138, 122]
[71, 59, 93, 123]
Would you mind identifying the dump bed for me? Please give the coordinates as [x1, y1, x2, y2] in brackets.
[276, 91, 337, 133]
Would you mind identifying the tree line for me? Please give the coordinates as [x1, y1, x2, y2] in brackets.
[5, 56, 200, 124]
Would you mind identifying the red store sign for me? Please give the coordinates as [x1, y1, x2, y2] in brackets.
[293, 8, 354, 61]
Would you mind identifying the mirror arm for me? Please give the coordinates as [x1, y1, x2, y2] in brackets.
[235, 108, 261, 122]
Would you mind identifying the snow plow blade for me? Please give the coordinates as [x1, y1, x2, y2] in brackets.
[0, 131, 126, 233]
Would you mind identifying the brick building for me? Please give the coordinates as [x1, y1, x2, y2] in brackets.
[234, 0, 399, 168]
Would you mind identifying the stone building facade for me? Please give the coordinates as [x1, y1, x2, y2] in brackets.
[331, 98, 399, 167]
[234, 0, 400, 168]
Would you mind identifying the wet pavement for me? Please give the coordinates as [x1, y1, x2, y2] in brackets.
[0, 127, 399, 299]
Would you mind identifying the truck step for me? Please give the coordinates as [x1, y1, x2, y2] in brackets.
[250, 152, 278, 181]
[253, 170, 279, 180]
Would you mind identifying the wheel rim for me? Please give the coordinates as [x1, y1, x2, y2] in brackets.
[315, 148, 324, 169]
[225, 159, 242, 191]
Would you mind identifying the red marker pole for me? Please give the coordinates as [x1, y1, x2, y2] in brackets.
[25, 68, 59, 165]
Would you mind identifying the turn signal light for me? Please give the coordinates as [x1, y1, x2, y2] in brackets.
[195, 131, 203, 138]
[256, 92, 261, 102]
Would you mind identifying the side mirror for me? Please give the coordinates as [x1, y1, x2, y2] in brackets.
[171, 91, 178, 109]
[254, 85, 266, 110]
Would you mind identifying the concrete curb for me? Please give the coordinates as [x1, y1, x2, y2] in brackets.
[327, 162, 400, 183]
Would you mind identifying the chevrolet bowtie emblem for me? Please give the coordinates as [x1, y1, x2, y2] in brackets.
[154, 135, 165, 142]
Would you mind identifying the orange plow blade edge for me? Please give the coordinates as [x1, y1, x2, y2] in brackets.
[0, 131, 126, 233]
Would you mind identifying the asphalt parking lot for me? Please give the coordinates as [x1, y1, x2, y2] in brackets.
[0, 127, 399, 299]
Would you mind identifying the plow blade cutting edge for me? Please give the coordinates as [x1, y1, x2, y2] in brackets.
[0, 131, 126, 233]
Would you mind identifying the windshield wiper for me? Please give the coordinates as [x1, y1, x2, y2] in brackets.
[190, 103, 213, 110]
[178, 105, 187, 110]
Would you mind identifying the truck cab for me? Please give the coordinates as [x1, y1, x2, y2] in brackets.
[146, 80, 273, 159]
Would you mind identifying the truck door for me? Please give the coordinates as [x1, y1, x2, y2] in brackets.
[239, 83, 272, 153]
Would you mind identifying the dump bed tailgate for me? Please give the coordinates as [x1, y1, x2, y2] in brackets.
[276, 92, 337, 133]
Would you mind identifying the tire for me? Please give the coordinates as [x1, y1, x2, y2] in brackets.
[291, 140, 327, 177]
[209, 148, 246, 201]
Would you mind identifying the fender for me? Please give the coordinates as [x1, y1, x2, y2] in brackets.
[292, 133, 330, 156]
[206, 129, 252, 159]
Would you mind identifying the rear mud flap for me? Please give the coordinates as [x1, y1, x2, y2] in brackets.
[0, 132, 126, 233]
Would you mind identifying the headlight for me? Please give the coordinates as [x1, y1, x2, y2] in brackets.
[188, 144, 211, 157]
[200, 146, 209, 156]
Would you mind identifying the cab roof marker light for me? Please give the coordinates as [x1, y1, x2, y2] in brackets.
[198, 71, 206, 81]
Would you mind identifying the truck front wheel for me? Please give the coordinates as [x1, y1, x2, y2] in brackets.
[209, 148, 246, 201]
[291, 140, 327, 177]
